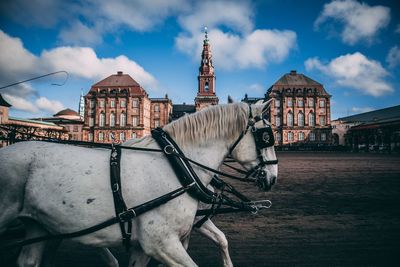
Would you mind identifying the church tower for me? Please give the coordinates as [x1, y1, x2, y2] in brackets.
[78, 89, 85, 119]
[195, 27, 219, 111]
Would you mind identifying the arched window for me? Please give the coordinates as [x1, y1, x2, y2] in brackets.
[99, 113, 105, 127]
[205, 81, 209, 92]
[287, 111, 293, 126]
[120, 113, 126, 127]
[308, 112, 315, 126]
[110, 112, 115, 127]
[298, 112, 304, 127]
[288, 132, 294, 142]
[309, 132, 316, 141]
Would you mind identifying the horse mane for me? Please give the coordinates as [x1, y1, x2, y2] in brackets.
[122, 103, 249, 147]
[164, 102, 249, 146]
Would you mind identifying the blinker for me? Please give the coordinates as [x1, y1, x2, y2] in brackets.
[253, 125, 275, 149]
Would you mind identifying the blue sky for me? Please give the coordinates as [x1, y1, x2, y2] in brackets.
[0, 0, 399, 119]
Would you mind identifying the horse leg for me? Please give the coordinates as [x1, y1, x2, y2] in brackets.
[16, 220, 48, 267]
[96, 248, 119, 267]
[194, 219, 233, 267]
[143, 236, 197, 267]
[40, 239, 62, 267]
[128, 247, 151, 267]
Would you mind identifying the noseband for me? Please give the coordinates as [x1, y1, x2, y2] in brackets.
[228, 104, 278, 179]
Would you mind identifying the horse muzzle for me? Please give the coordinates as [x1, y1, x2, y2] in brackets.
[255, 169, 276, 191]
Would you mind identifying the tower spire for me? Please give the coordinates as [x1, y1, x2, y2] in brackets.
[195, 26, 219, 111]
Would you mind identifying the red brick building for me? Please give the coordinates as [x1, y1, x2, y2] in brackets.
[268, 70, 332, 145]
[82, 72, 172, 143]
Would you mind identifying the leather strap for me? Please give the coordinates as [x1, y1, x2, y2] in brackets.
[110, 145, 132, 250]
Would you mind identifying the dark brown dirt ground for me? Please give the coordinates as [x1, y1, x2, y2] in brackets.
[1, 152, 400, 266]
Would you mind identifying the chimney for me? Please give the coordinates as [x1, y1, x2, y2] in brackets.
[290, 70, 297, 75]
[117, 71, 123, 76]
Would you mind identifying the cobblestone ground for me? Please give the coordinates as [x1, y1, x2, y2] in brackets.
[1, 152, 400, 267]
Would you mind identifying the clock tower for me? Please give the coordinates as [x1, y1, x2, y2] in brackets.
[195, 27, 219, 111]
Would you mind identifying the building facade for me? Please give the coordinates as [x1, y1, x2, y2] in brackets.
[243, 70, 332, 146]
[332, 105, 400, 152]
[82, 71, 172, 143]
[40, 108, 84, 141]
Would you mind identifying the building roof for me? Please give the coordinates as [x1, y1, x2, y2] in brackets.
[92, 71, 141, 87]
[171, 104, 196, 120]
[338, 105, 400, 123]
[54, 108, 79, 117]
[7, 117, 64, 129]
[273, 70, 322, 86]
[0, 94, 11, 107]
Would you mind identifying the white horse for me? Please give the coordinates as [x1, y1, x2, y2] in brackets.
[0, 101, 278, 267]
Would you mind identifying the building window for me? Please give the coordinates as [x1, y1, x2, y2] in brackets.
[90, 99, 95, 108]
[319, 99, 325, 108]
[287, 98, 293, 107]
[99, 113, 105, 127]
[309, 132, 316, 141]
[131, 132, 137, 139]
[309, 112, 315, 126]
[288, 132, 294, 142]
[287, 112, 293, 126]
[321, 133, 327, 141]
[308, 98, 314, 107]
[110, 112, 115, 127]
[205, 81, 209, 92]
[120, 113, 126, 127]
[298, 112, 304, 127]
[132, 116, 138, 126]
[298, 132, 304, 141]
[275, 116, 281, 127]
[132, 99, 139, 108]
[99, 100, 105, 108]
[109, 132, 114, 141]
[89, 117, 94, 127]
[154, 119, 160, 128]
[88, 133, 93, 142]
[98, 132, 104, 141]
[73, 126, 78, 132]
[120, 100, 126, 108]
[120, 132, 125, 142]
[297, 98, 303, 107]
[154, 104, 160, 112]
[319, 115, 326, 126]
[110, 100, 115, 108]
[276, 132, 281, 142]
[275, 99, 280, 108]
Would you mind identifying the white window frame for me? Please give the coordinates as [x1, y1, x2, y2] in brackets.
[299, 132, 304, 141]
[287, 112, 293, 126]
[98, 132, 104, 141]
[88, 133, 93, 142]
[275, 116, 281, 127]
[288, 132, 294, 141]
[120, 132, 125, 141]
[321, 133, 327, 141]
[320, 115, 326, 126]
[309, 112, 315, 127]
[89, 117, 94, 127]
[298, 112, 304, 127]
[132, 116, 138, 126]
[120, 100, 126, 108]
[99, 100, 105, 108]
[131, 132, 137, 139]
[310, 132, 316, 141]
[275, 99, 280, 108]
[154, 119, 160, 128]
[99, 113, 105, 127]
[132, 99, 139, 108]
[110, 113, 115, 127]
[120, 113, 126, 127]
[298, 98, 303, 107]
[287, 98, 293, 107]
[308, 98, 314, 107]
[110, 100, 115, 108]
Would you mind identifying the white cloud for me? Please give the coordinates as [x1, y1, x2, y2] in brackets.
[2, 94, 39, 113]
[386, 45, 400, 68]
[0, 30, 158, 113]
[58, 21, 103, 46]
[246, 83, 265, 94]
[1, 0, 189, 45]
[176, 1, 297, 70]
[35, 97, 65, 114]
[351, 106, 374, 113]
[305, 52, 393, 97]
[314, 0, 390, 45]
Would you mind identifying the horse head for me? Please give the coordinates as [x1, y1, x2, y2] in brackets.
[229, 100, 278, 191]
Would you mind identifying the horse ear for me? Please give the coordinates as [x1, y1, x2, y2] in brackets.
[227, 95, 234, 103]
[262, 99, 273, 115]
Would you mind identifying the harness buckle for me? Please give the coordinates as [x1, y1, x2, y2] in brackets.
[112, 183, 119, 192]
[164, 145, 175, 155]
[119, 209, 137, 222]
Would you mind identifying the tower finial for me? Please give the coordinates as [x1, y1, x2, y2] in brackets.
[204, 26, 209, 44]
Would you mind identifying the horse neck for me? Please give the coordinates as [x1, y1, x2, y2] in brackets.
[179, 136, 235, 187]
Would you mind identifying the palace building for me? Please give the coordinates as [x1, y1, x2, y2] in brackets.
[82, 29, 218, 143]
[244, 70, 332, 146]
